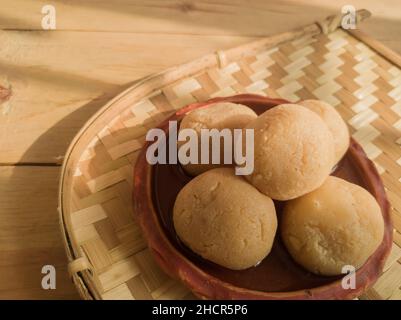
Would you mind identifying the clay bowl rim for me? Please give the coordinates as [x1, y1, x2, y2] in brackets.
[133, 93, 393, 300]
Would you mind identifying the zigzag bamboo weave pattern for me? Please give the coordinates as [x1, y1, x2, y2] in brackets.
[64, 29, 401, 300]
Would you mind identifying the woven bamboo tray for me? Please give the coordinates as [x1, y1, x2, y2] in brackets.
[59, 10, 401, 300]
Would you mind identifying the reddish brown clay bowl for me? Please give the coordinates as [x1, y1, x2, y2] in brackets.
[133, 94, 392, 300]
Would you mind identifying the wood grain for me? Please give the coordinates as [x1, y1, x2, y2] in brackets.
[0, 0, 349, 34]
[0, 30, 256, 163]
[0, 167, 79, 299]
[1, 1, 401, 164]
[1, 0, 401, 300]
[1, 1, 400, 43]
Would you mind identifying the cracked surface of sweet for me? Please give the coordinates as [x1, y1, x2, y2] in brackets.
[173, 168, 277, 270]
[281, 176, 384, 276]
[178, 102, 257, 176]
[245, 104, 335, 200]
[299, 99, 350, 164]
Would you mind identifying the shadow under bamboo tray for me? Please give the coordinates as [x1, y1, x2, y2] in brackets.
[59, 9, 401, 300]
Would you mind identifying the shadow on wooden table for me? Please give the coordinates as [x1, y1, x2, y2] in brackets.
[2, 82, 137, 299]
[3, 0, 401, 300]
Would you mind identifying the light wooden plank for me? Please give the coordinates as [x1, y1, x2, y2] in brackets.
[0, 0, 339, 35]
[0, 166, 79, 299]
[1, 2, 401, 164]
[0, 30, 255, 163]
[1, 0, 401, 301]
[0, 0, 400, 47]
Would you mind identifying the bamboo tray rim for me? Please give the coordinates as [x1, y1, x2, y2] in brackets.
[58, 9, 401, 299]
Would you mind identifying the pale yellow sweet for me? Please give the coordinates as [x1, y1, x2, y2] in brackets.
[299, 99, 350, 164]
[173, 168, 277, 270]
[244, 104, 335, 200]
[178, 102, 257, 176]
[281, 176, 384, 276]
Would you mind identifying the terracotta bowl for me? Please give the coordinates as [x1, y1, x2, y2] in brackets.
[133, 94, 392, 300]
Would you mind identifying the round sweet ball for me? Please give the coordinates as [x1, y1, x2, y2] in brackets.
[173, 168, 277, 270]
[244, 104, 335, 200]
[281, 176, 384, 276]
[178, 102, 257, 176]
[299, 99, 350, 164]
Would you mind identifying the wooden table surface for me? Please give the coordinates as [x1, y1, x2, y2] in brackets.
[1, 0, 401, 299]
